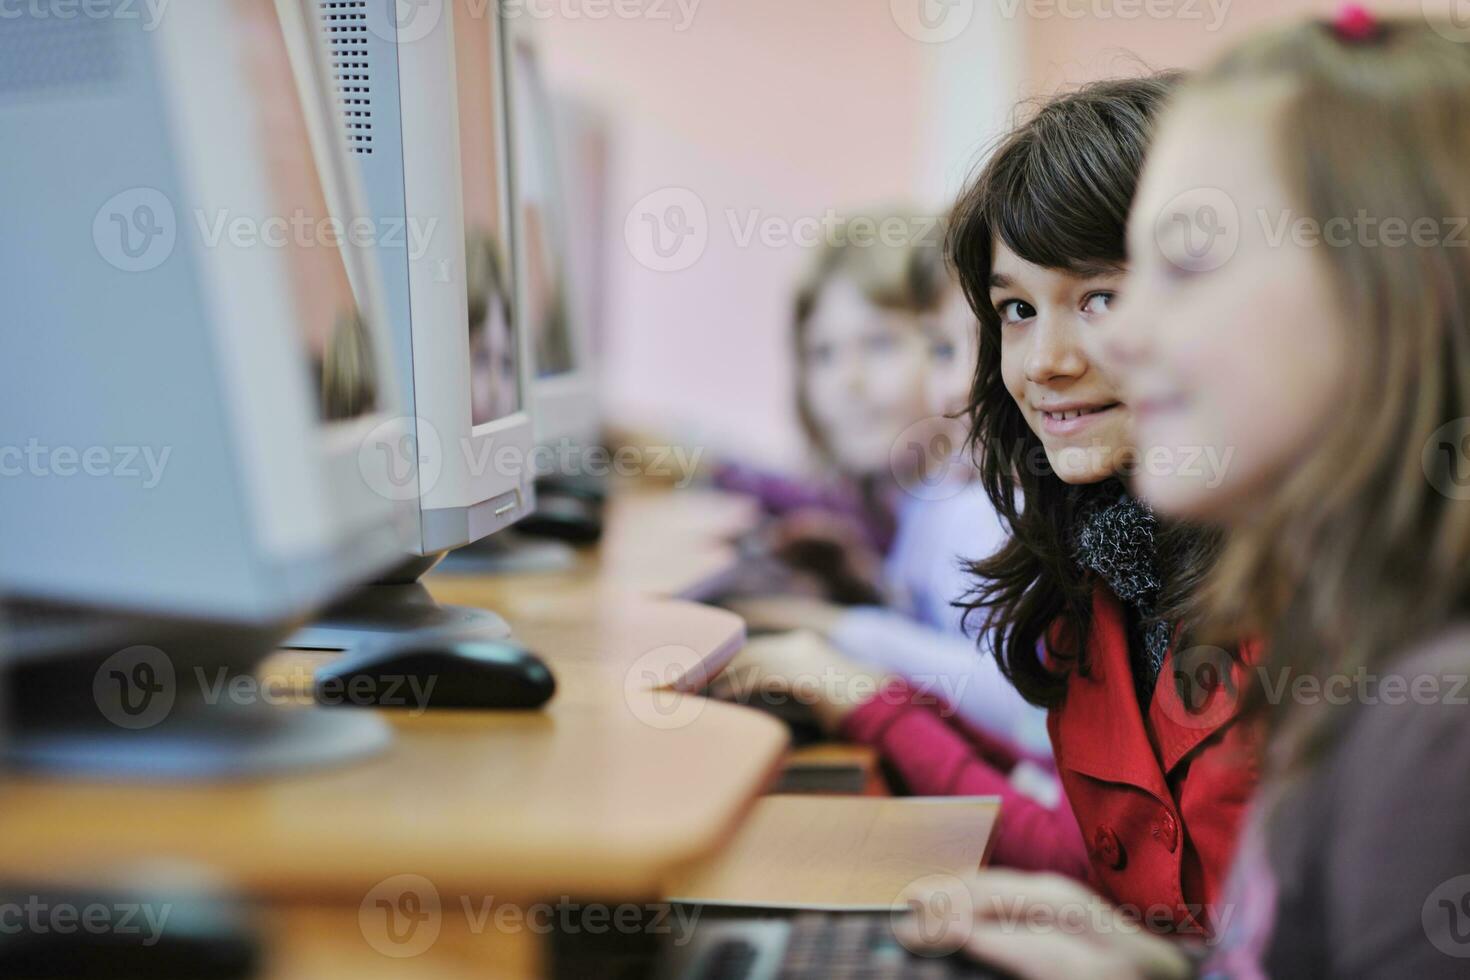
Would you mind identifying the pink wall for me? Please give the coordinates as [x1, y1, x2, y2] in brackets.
[1024, 0, 1425, 91]
[536, 2, 933, 467]
[534, 0, 1429, 468]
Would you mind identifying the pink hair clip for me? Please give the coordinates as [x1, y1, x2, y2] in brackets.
[1333, 3, 1381, 43]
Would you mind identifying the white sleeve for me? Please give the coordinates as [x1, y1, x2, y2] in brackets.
[828, 606, 1052, 758]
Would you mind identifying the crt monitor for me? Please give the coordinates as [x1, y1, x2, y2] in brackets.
[0, 0, 413, 778]
[285, 0, 540, 647]
[315, 0, 538, 559]
[504, 19, 600, 448]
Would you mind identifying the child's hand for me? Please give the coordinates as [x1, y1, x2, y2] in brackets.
[709, 630, 889, 734]
[765, 508, 887, 605]
[895, 871, 1194, 980]
[725, 596, 844, 635]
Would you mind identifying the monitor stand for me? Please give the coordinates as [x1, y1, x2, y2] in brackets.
[282, 554, 513, 654]
[2, 603, 393, 781]
[435, 529, 579, 576]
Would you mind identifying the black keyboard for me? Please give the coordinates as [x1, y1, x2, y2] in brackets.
[657, 911, 1005, 980]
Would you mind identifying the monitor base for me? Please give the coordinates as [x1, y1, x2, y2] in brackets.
[1, 610, 394, 782]
[436, 530, 579, 575]
[284, 582, 512, 654]
[4, 701, 392, 782]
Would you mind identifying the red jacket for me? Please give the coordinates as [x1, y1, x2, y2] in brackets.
[1053, 587, 1262, 933]
[841, 585, 1261, 935]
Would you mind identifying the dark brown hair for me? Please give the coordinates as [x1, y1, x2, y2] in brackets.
[947, 73, 1220, 707]
[1182, 20, 1470, 770]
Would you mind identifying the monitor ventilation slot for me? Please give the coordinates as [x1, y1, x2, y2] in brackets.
[320, 0, 372, 154]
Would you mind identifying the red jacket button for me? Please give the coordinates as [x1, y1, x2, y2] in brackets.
[1093, 826, 1125, 870]
[1161, 811, 1179, 852]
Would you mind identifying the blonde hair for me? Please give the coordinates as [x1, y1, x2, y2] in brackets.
[791, 205, 948, 465]
[1186, 20, 1470, 766]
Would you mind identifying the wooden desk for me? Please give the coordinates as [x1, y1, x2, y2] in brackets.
[0, 489, 781, 976]
[596, 488, 762, 600]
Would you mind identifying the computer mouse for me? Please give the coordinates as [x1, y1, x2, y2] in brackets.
[314, 639, 556, 711]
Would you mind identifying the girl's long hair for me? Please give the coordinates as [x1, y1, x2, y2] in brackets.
[947, 74, 1221, 708]
[1184, 20, 1470, 772]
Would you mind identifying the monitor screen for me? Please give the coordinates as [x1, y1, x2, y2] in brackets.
[238, 0, 378, 422]
[508, 33, 575, 380]
[456, 1, 521, 426]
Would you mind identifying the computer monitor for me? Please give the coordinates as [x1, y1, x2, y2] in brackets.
[504, 20, 600, 447]
[0, 0, 412, 777]
[316, 0, 537, 557]
[281, 0, 542, 645]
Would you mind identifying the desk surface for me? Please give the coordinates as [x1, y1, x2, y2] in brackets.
[0, 490, 782, 907]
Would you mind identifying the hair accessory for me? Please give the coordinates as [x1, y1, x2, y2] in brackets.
[1333, 4, 1380, 43]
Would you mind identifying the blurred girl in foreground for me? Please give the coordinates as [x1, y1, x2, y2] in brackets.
[902, 14, 1470, 978]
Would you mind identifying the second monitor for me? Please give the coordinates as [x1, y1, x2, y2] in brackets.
[290, 0, 540, 649]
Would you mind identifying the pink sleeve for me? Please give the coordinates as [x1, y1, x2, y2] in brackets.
[841, 680, 1091, 879]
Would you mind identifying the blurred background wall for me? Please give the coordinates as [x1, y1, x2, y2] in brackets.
[530, 0, 1428, 469]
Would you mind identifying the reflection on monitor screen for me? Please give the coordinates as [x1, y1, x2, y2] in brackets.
[457, 0, 521, 426]
[509, 35, 575, 380]
[238, 0, 377, 422]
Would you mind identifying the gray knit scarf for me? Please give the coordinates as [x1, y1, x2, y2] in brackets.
[1071, 486, 1172, 707]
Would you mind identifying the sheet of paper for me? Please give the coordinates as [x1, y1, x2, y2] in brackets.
[666, 795, 1000, 911]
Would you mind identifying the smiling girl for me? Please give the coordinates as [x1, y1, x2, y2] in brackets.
[941, 74, 1262, 930]
[723, 76, 1264, 910]
[902, 13, 1470, 979]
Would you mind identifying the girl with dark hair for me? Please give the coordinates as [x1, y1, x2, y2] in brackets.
[940, 71, 1262, 930]
[723, 75, 1263, 928]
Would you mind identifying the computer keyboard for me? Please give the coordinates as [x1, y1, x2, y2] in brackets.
[657, 911, 1006, 980]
